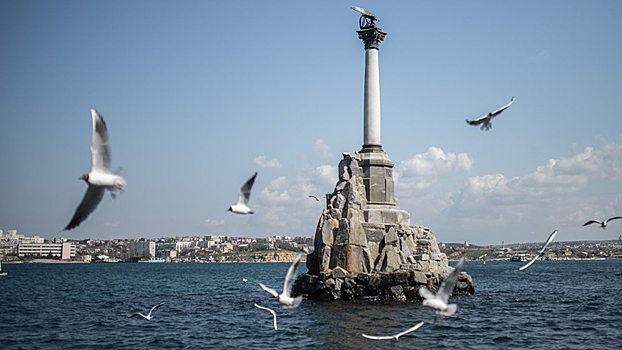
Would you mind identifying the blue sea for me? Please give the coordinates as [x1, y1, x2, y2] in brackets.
[1, 260, 621, 349]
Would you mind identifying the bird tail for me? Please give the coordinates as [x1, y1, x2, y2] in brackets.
[109, 168, 127, 199]
[440, 304, 458, 317]
[291, 295, 303, 308]
[114, 167, 126, 179]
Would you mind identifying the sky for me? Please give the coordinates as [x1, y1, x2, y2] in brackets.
[1, 1, 622, 245]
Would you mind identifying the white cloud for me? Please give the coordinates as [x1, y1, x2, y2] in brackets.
[259, 176, 292, 203]
[314, 139, 331, 158]
[253, 155, 282, 168]
[314, 164, 337, 188]
[396, 147, 473, 192]
[458, 141, 622, 206]
[447, 139, 622, 234]
[254, 165, 337, 228]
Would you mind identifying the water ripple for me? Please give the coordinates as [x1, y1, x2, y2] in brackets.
[1, 260, 622, 349]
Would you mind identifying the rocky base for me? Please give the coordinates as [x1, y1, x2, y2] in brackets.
[299, 151, 475, 301]
[294, 266, 474, 302]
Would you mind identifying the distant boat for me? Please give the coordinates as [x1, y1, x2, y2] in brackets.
[510, 254, 528, 262]
[0, 261, 7, 276]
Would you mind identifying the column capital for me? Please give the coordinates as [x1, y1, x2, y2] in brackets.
[357, 25, 386, 50]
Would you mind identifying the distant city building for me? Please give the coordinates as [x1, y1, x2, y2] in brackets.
[175, 241, 193, 252]
[1, 229, 45, 256]
[129, 241, 155, 258]
[18, 242, 76, 259]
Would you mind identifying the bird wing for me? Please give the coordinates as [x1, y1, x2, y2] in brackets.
[418, 286, 436, 300]
[582, 220, 600, 226]
[395, 321, 425, 339]
[129, 313, 146, 319]
[149, 303, 165, 314]
[436, 258, 465, 303]
[537, 230, 558, 255]
[489, 96, 516, 117]
[466, 114, 489, 125]
[254, 304, 278, 330]
[90, 108, 112, 173]
[258, 282, 279, 298]
[64, 185, 105, 230]
[282, 255, 301, 298]
[237, 172, 257, 206]
[606, 216, 622, 224]
[519, 230, 557, 271]
[361, 334, 395, 340]
[519, 256, 539, 271]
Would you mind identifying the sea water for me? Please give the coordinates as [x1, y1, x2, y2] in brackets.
[1, 260, 621, 349]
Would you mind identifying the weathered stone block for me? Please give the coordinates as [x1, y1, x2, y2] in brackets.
[332, 266, 348, 279]
[393, 271, 409, 285]
[367, 242, 380, 267]
[385, 226, 398, 246]
[335, 219, 350, 246]
[365, 228, 385, 244]
[411, 270, 428, 285]
[399, 236, 412, 258]
[390, 285, 406, 301]
[320, 219, 336, 246]
[319, 246, 331, 272]
[349, 216, 367, 247]
[341, 244, 367, 274]
[362, 247, 373, 272]
[382, 246, 401, 273]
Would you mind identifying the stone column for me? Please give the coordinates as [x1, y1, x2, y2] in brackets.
[358, 25, 386, 151]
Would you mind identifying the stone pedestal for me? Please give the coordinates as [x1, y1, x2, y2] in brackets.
[359, 147, 410, 225]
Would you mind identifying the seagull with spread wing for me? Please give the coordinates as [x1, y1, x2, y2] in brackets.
[362, 321, 424, 342]
[128, 302, 164, 321]
[258, 255, 303, 308]
[466, 96, 515, 131]
[418, 258, 465, 317]
[519, 230, 558, 271]
[227, 172, 257, 214]
[583, 217, 622, 229]
[64, 108, 126, 231]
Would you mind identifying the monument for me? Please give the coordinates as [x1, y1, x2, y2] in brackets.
[294, 7, 474, 301]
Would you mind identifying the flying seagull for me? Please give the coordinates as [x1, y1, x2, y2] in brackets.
[418, 258, 465, 317]
[519, 230, 558, 271]
[254, 303, 278, 330]
[466, 96, 515, 131]
[129, 302, 164, 321]
[582, 217, 622, 229]
[242, 278, 248, 283]
[64, 108, 126, 231]
[258, 255, 303, 308]
[308, 195, 324, 201]
[362, 321, 424, 342]
[227, 172, 257, 214]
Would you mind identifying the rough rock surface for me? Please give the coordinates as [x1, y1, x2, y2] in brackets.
[294, 151, 474, 301]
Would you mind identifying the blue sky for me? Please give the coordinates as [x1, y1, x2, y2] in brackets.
[1, 1, 622, 245]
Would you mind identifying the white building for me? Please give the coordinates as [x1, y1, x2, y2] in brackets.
[129, 241, 155, 258]
[18, 242, 76, 260]
[175, 241, 193, 252]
